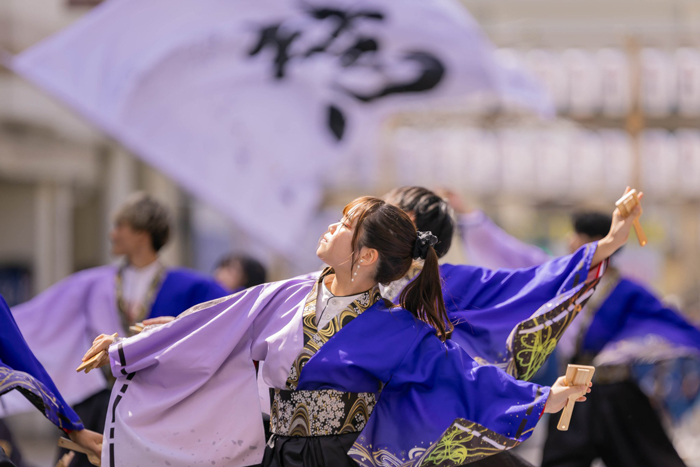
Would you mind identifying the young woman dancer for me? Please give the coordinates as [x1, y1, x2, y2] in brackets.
[82, 196, 637, 467]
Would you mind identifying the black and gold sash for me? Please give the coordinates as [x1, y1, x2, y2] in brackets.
[270, 388, 376, 437]
[285, 267, 383, 390]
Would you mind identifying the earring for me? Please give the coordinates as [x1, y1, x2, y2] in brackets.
[351, 260, 363, 282]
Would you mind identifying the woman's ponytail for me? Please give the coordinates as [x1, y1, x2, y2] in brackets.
[399, 242, 452, 342]
[340, 198, 452, 341]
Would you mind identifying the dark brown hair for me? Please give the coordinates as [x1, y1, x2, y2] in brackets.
[383, 186, 454, 258]
[343, 197, 453, 341]
[572, 210, 611, 239]
[114, 192, 171, 252]
[215, 253, 268, 288]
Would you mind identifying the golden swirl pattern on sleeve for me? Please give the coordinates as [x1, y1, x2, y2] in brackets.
[349, 387, 545, 467]
[505, 276, 601, 381]
[350, 419, 523, 467]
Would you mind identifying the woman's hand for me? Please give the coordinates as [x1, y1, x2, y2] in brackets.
[80, 334, 117, 371]
[591, 187, 643, 266]
[68, 429, 103, 461]
[544, 377, 592, 414]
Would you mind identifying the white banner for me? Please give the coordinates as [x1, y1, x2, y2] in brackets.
[10, 0, 550, 253]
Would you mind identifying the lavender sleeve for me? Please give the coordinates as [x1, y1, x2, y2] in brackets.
[458, 211, 552, 269]
[101, 279, 314, 467]
[108, 278, 312, 377]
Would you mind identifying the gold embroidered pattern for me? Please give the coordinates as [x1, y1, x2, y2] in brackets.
[349, 419, 521, 467]
[420, 419, 520, 466]
[0, 366, 67, 430]
[506, 277, 601, 381]
[285, 268, 383, 389]
[350, 385, 544, 466]
[270, 388, 376, 437]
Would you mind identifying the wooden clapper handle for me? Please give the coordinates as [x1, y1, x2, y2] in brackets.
[58, 438, 101, 466]
[557, 364, 596, 431]
[632, 218, 647, 247]
[75, 351, 105, 373]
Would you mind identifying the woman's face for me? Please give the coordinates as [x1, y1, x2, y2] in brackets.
[316, 216, 355, 271]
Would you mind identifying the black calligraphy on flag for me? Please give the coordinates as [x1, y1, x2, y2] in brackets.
[248, 6, 445, 141]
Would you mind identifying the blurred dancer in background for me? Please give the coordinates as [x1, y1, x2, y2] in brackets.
[448, 190, 700, 467]
[213, 253, 267, 292]
[3, 193, 227, 467]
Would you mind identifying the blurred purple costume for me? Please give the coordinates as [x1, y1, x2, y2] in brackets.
[3, 265, 226, 413]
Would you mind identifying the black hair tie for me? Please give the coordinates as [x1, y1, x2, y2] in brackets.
[413, 231, 438, 260]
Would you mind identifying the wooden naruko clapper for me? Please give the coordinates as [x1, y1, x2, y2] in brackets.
[557, 364, 596, 431]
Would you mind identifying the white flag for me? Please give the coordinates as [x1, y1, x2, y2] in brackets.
[10, 0, 550, 253]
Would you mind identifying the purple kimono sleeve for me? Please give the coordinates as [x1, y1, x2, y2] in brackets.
[0, 295, 83, 431]
[347, 319, 549, 467]
[592, 279, 700, 366]
[6, 266, 116, 413]
[442, 243, 602, 380]
[103, 278, 314, 467]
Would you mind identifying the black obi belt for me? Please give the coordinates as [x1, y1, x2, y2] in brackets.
[269, 388, 376, 437]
